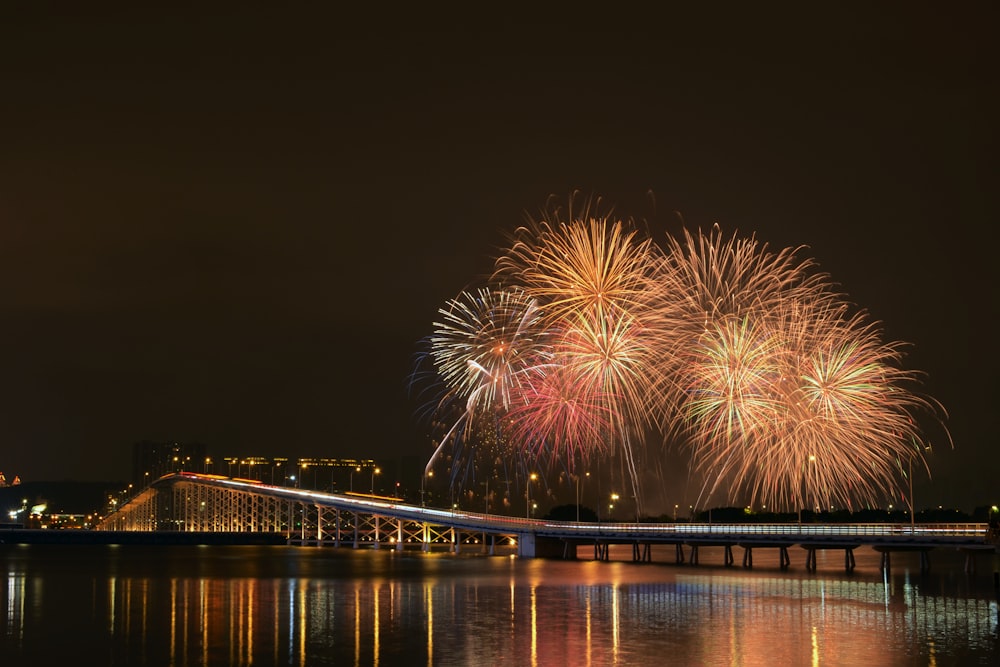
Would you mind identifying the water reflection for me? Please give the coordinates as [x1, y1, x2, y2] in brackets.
[0, 545, 996, 665]
[6, 567, 24, 642]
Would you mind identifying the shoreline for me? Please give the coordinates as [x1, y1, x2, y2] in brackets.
[0, 529, 288, 546]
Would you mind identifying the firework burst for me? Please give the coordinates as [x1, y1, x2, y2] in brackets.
[493, 197, 666, 510]
[421, 286, 550, 474]
[662, 227, 945, 512]
[414, 197, 949, 517]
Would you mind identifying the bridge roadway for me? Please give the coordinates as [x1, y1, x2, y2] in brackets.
[97, 473, 996, 572]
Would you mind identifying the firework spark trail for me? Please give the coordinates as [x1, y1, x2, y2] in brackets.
[493, 198, 667, 514]
[429, 287, 546, 412]
[654, 224, 833, 415]
[504, 361, 616, 465]
[662, 229, 944, 511]
[423, 287, 550, 475]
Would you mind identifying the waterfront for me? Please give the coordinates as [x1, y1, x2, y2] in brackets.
[2, 543, 997, 666]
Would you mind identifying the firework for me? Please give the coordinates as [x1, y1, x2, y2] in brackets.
[428, 286, 547, 412]
[662, 227, 944, 512]
[421, 286, 549, 474]
[493, 198, 667, 510]
[415, 198, 949, 516]
[503, 360, 616, 465]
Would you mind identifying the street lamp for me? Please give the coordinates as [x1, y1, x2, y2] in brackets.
[908, 458, 915, 528]
[421, 470, 433, 506]
[370, 466, 381, 494]
[907, 446, 932, 528]
[526, 472, 538, 519]
[799, 454, 816, 524]
[350, 466, 361, 492]
[609, 493, 619, 521]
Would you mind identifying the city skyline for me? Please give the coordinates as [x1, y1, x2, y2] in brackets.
[0, 6, 994, 513]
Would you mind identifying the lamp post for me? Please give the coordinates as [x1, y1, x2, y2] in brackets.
[907, 446, 933, 528]
[609, 493, 619, 521]
[799, 454, 816, 524]
[526, 472, 538, 519]
[350, 466, 361, 492]
[370, 467, 381, 494]
[421, 470, 433, 506]
[908, 458, 915, 528]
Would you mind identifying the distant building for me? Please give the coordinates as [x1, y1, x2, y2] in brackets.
[217, 456, 378, 492]
[131, 441, 388, 494]
[132, 441, 209, 488]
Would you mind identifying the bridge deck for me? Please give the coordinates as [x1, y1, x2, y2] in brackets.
[95, 473, 996, 566]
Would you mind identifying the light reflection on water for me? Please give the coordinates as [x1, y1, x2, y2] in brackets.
[1, 543, 997, 665]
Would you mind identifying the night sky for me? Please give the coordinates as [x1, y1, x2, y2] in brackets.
[0, 6, 995, 511]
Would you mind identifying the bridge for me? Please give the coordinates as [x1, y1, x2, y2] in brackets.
[96, 473, 996, 572]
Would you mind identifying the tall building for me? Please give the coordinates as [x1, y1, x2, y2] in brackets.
[217, 456, 378, 492]
[132, 441, 209, 488]
[131, 441, 387, 495]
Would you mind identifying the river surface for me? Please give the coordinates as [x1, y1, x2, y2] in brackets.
[2, 542, 997, 665]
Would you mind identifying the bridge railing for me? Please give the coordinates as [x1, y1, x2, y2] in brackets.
[95, 474, 989, 546]
[532, 522, 987, 536]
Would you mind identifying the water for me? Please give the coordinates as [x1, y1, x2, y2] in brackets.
[2, 542, 997, 665]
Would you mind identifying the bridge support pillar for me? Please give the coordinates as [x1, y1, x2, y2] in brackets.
[877, 547, 932, 574]
[780, 547, 790, 570]
[630, 542, 652, 562]
[519, 533, 536, 558]
[743, 547, 753, 568]
[724, 545, 734, 566]
[805, 546, 856, 572]
[675, 543, 685, 564]
[516, 533, 563, 558]
[845, 547, 856, 572]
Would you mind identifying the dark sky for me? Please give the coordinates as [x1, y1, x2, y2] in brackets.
[0, 5, 995, 511]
